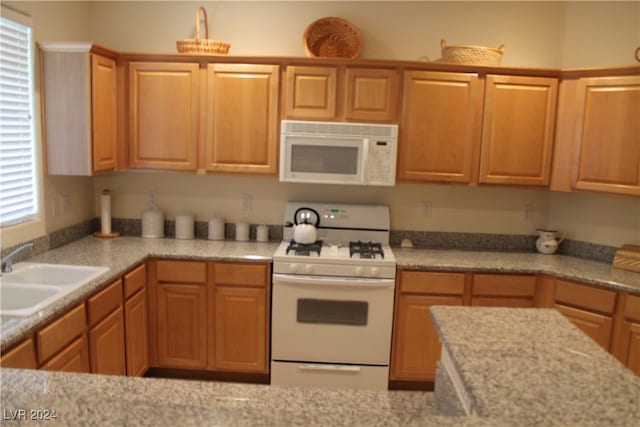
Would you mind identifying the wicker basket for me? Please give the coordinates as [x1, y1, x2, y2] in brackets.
[303, 17, 362, 59]
[440, 39, 504, 66]
[176, 6, 230, 55]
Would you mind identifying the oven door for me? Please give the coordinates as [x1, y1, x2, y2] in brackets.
[279, 135, 368, 185]
[271, 273, 394, 365]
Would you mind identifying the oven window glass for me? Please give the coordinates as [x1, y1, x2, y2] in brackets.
[291, 145, 359, 175]
[297, 298, 368, 326]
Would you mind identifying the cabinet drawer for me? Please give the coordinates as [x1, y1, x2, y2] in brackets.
[37, 303, 87, 364]
[157, 260, 206, 283]
[472, 297, 534, 308]
[555, 279, 617, 314]
[1, 337, 37, 369]
[624, 294, 640, 322]
[472, 274, 536, 297]
[399, 271, 465, 295]
[213, 262, 269, 287]
[40, 334, 90, 373]
[124, 263, 146, 299]
[87, 279, 123, 326]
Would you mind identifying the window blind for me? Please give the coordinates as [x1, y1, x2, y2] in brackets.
[0, 11, 38, 227]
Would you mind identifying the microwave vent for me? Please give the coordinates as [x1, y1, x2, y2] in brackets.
[282, 120, 398, 138]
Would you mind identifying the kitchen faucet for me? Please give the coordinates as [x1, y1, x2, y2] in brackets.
[1, 242, 34, 273]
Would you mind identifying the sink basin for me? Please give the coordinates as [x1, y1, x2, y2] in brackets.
[0, 263, 109, 316]
[2, 263, 109, 287]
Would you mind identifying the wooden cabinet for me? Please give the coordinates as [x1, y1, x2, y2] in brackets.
[128, 62, 200, 171]
[212, 262, 270, 373]
[397, 71, 482, 183]
[390, 271, 465, 382]
[283, 65, 399, 122]
[479, 75, 558, 186]
[40, 334, 90, 373]
[89, 307, 126, 375]
[284, 66, 337, 119]
[37, 303, 89, 372]
[204, 64, 279, 174]
[40, 44, 117, 175]
[123, 264, 149, 376]
[345, 67, 399, 122]
[554, 279, 617, 350]
[612, 293, 640, 375]
[471, 273, 536, 307]
[0, 337, 37, 369]
[571, 76, 640, 196]
[152, 260, 208, 369]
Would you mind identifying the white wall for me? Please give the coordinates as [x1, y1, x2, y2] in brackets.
[2, 1, 639, 249]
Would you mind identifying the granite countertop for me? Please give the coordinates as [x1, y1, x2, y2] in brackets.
[393, 248, 640, 295]
[430, 306, 640, 426]
[0, 236, 279, 352]
[0, 368, 499, 427]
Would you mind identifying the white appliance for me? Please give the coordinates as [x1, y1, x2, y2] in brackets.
[279, 120, 398, 186]
[271, 202, 397, 390]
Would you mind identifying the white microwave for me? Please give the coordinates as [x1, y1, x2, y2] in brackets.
[279, 120, 398, 186]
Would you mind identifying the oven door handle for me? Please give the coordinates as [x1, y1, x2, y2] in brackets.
[273, 273, 395, 289]
[298, 363, 361, 373]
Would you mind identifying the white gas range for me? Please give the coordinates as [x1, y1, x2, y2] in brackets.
[271, 202, 397, 391]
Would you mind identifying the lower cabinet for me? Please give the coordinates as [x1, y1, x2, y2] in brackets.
[36, 303, 89, 373]
[89, 306, 126, 375]
[0, 337, 38, 369]
[612, 293, 640, 375]
[390, 271, 465, 382]
[149, 259, 271, 375]
[124, 288, 149, 376]
[41, 334, 90, 373]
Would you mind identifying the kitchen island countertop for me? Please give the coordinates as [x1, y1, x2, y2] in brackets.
[430, 306, 640, 426]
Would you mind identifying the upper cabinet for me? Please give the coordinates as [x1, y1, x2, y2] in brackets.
[40, 44, 118, 175]
[397, 71, 482, 183]
[204, 64, 279, 174]
[128, 62, 200, 171]
[283, 65, 399, 122]
[572, 76, 640, 196]
[479, 75, 558, 186]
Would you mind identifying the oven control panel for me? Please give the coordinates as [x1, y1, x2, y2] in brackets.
[322, 207, 349, 221]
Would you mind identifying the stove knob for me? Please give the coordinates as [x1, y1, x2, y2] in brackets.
[355, 266, 363, 276]
[370, 267, 379, 277]
[289, 264, 299, 273]
[304, 264, 313, 274]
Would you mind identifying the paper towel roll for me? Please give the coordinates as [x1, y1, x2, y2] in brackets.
[100, 189, 112, 235]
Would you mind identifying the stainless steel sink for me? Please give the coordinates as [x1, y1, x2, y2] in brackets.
[0, 263, 109, 316]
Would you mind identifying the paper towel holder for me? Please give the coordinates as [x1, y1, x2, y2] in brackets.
[94, 189, 120, 238]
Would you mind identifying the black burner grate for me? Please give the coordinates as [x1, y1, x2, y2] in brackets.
[286, 240, 323, 256]
[349, 241, 384, 259]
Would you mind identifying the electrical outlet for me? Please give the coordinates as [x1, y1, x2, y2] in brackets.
[242, 194, 252, 211]
[421, 201, 432, 217]
[50, 198, 58, 217]
[523, 203, 534, 221]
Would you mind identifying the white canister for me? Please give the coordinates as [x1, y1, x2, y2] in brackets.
[208, 217, 225, 240]
[175, 212, 195, 240]
[256, 224, 269, 242]
[141, 206, 164, 238]
[235, 222, 249, 241]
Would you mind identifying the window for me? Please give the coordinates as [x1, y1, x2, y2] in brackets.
[0, 8, 38, 227]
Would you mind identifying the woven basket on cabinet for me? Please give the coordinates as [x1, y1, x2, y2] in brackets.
[303, 17, 362, 59]
[440, 39, 504, 66]
[176, 6, 230, 55]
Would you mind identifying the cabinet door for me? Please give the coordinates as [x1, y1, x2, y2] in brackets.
[480, 75, 557, 186]
[125, 288, 149, 377]
[390, 295, 463, 381]
[572, 76, 640, 196]
[89, 306, 126, 375]
[129, 62, 199, 171]
[345, 68, 399, 122]
[214, 286, 267, 373]
[284, 66, 337, 119]
[91, 54, 117, 173]
[398, 71, 481, 183]
[204, 64, 279, 174]
[0, 338, 37, 369]
[41, 334, 90, 373]
[156, 283, 207, 369]
[617, 322, 640, 375]
[555, 304, 613, 350]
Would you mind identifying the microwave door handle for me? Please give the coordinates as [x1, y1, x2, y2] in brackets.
[273, 273, 394, 289]
[361, 138, 369, 183]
